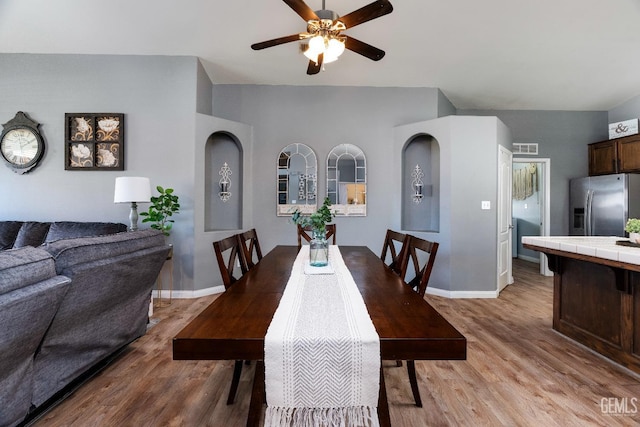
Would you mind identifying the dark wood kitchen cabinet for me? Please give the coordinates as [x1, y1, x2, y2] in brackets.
[589, 134, 640, 175]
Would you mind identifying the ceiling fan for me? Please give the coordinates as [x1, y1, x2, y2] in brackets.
[251, 0, 393, 75]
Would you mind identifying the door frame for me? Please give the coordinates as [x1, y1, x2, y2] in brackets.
[513, 157, 552, 276]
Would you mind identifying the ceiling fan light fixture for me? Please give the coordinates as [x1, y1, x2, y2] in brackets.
[304, 35, 344, 64]
[303, 35, 324, 62]
[252, 0, 393, 74]
[326, 37, 345, 58]
[303, 49, 318, 63]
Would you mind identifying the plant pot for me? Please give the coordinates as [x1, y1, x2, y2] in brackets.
[630, 232, 640, 244]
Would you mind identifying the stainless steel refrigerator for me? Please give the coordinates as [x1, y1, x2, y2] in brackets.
[570, 173, 640, 236]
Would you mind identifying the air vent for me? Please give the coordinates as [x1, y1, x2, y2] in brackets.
[513, 143, 538, 155]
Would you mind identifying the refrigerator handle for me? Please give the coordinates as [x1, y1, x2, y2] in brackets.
[585, 189, 593, 236]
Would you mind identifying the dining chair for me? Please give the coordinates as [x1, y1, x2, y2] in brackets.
[239, 228, 263, 271]
[397, 234, 439, 408]
[380, 229, 409, 276]
[213, 234, 249, 405]
[297, 224, 337, 250]
[400, 235, 439, 298]
[213, 234, 247, 289]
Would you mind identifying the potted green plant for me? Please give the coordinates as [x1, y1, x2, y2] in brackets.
[140, 186, 180, 237]
[291, 197, 335, 266]
[625, 218, 640, 244]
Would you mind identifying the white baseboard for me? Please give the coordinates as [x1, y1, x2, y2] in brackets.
[517, 254, 540, 263]
[152, 285, 225, 299]
[426, 287, 499, 299]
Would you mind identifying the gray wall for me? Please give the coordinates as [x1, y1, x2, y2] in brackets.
[212, 85, 444, 254]
[459, 109, 608, 234]
[393, 116, 511, 294]
[0, 53, 200, 292]
[609, 94, 640, 123]
[194, 114, 253, 294]
[0, 52, 623, 295]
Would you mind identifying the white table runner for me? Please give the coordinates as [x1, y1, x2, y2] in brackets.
[265, 245, 381, 427]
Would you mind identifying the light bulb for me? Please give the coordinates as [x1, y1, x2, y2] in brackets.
[304, 35, 324, 63]
[303, 50, 318, 63]
[323, 38, 345, 64]
[327, 38, 345, 58]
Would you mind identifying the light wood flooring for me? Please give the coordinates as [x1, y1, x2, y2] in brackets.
[33, 259, 640, 426]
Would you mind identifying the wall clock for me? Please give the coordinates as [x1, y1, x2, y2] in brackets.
[0, 111, 45, 174]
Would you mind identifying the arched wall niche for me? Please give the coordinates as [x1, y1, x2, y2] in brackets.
[402, 133, 440, 232]
[205, 131, 243, 231]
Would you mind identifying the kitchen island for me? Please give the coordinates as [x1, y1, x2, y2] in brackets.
[523, 236, 640, 374]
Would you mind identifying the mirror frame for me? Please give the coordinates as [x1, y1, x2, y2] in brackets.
[276, 143, 318, 216]
[326, 143, 367, 216]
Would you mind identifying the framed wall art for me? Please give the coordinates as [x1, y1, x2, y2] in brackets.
[65, 113, 124, 170]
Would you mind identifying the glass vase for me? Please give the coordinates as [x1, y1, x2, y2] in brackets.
[309, 230, 329, 267]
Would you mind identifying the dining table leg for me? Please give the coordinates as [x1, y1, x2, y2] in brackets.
[246, 360, 265, 427]
[378, 366, 391, 427]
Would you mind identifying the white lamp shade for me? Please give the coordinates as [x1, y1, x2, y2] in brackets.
[114, 177, 151, 203]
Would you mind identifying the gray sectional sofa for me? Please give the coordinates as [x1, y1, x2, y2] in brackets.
[0, 221, 171, 427]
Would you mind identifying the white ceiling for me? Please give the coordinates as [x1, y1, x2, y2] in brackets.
[2, 0, 639, 111]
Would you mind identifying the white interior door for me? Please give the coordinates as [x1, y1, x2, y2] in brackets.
[498, 146, 513, 292]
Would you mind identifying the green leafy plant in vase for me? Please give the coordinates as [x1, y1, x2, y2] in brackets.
[291, 197, 335, 266]
[625, 218, 640, 244]
[140, 186, 180, 237]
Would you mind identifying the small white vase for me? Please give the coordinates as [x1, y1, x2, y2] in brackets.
[630, 232, 640, 244]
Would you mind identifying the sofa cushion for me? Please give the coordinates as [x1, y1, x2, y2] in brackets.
[0, 221, 23, 250]
[45, 221, 127, 243]
[42, 229, 167, 274]
[13, 222, 51, 248]
[0, 246, 57, 296]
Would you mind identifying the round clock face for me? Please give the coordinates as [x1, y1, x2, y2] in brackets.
[1, 128, 40, 166]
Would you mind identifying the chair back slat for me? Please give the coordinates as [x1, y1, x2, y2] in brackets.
[400, 235, 439, 297]
[297, 224, 336, 250]
[380, 229, 409, 276]
[239, 228, 263, 270]
[213, 234, 246, 290]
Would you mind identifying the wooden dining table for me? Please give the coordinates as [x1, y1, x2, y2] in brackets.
[173, 245, 466, 426]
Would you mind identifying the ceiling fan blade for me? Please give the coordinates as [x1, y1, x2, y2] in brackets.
[283, 0, 319, 22]
[307, 53, 323, 75]
[251, 34, 302, 50]
[338, 0, 393, 29]
[344, 36, 385, 61]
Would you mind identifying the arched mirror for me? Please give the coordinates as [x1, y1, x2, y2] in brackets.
[276, 143, 317, 216]
[327, 144, 366, 216]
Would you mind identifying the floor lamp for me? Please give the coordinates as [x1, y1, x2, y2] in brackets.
[114, 177, 151, 231]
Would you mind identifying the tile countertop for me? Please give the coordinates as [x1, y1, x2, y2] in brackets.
[522, 236, 640, 266]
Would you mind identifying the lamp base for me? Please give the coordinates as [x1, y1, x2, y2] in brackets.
[129, 201, 139, 231]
